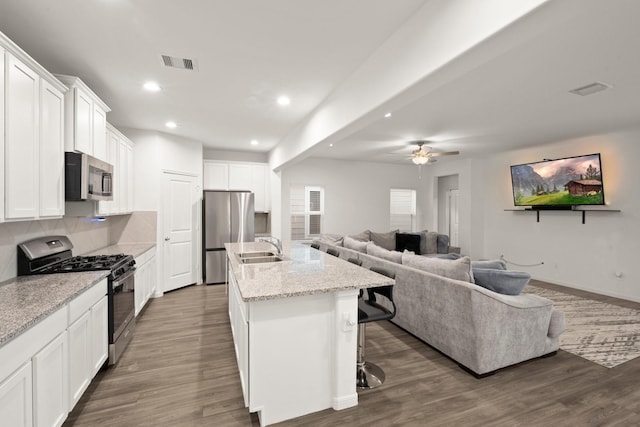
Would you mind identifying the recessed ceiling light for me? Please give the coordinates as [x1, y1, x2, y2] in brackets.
[165, 121, 177, 128]
[251, 139, 259, 146]
[384, 112, 392, 118]
[277, 95, 291, 106]
[329, 143, 333, 147]
[143, 81, 161, 91]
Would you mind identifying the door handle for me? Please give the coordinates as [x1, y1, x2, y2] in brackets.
[164, 237, 170, 241]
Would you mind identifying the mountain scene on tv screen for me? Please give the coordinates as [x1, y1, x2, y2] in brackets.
[512, 154, 603, 206]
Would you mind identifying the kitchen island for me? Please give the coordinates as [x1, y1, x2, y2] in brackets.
[225, 241, 393, 427]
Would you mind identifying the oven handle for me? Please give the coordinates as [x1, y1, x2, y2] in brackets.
[112, 268, 136, 288]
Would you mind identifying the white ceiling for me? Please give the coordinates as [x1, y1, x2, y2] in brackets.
[1, 0, 640, 165]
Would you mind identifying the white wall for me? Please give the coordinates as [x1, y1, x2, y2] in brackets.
[477, 128, 639, 301]
[121, 128, 204, 290]
[279, 158, 428, 240]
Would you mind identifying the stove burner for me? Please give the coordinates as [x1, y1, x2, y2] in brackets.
[39, 253, 131, 274]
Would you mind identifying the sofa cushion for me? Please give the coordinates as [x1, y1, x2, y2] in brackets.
[370, 229, 398, 251]
[431, 253, 461, 260]
[318, 233, 344, 246]
[366, 242, 403, 264]
[396, 233, 422, 254]
[436, 234, 450, 254]
[349, 230, 371, 242]
[402, 252, 474, 283]
[424, 232, 438, 254]
[472, 268, 531, 295]
[471, 259, 507, 270]
[343, 236, 368, 253]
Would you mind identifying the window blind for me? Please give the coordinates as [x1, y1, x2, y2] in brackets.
[390, 189, 416, 231]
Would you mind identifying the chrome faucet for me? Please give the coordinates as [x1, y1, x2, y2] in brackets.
[259, 236, 283, 256]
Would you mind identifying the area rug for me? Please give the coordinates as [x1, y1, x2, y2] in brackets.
[527, 285, 640, 368]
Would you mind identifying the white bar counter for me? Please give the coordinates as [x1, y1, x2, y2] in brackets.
[224, 241, 393, 426]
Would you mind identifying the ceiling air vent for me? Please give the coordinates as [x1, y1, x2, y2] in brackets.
[161, 55, 197, 71]
[569, 81, 611, 96]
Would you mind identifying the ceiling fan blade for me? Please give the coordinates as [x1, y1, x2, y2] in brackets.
[429, 151, 459, 157]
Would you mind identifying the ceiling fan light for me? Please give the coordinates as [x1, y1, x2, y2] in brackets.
[412, 156, 428, 165]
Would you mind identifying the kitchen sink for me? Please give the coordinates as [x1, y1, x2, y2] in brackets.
[238, 251, 276, 258]
[240, 255, 285, 264]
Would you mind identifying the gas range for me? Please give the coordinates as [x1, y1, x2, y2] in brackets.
[17, 236, 136, 365]
[37, 253, 135, 279]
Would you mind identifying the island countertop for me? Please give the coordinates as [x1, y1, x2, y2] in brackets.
[225, 241, 393, 302]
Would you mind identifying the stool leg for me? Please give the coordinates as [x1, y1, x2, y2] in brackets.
[356, 323, 386, 389]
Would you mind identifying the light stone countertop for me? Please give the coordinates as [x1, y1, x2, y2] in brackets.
[84, 243, 156, 259]
[226, 241, 394, 302]
[0, 271, 109, 347]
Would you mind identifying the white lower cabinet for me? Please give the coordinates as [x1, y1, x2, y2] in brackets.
[135, 247, 157, 316]
[0, 361, 33, 427]
[0, 278, 107, 427]
[67, 311, 91, 408]
[68, 283, 108, 409]
[90, 296, 109, 376]
[33, 332, 68, 427]
[228, 272, 249, 405]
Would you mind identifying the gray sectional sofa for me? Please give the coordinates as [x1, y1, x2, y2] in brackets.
[314, 238, 566, 376]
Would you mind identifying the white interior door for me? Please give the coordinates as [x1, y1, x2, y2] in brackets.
[447, 189, 460, 247]
[163, 172, 197, 293]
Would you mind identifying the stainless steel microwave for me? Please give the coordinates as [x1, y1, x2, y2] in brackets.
[65, 152, 114, 201]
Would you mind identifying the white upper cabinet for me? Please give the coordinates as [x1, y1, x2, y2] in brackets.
[203, 161, 270, 211]
[97, 123, 134, 216]
[2, 33, 68, 222]
[39, 80, 65, 218]
[5, 54, 40, 219]
[203, 162, 229, 190]
[228, 164, 252, 191]
[92, 102, 107, 161]
[55, 74, 110, 159]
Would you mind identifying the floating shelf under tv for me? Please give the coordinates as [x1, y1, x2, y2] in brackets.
[504, 207, 621, 224]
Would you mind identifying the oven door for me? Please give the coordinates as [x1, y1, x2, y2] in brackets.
[111, 268, 135, 343]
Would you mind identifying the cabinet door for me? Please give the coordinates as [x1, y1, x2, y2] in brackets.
[250, 165, 266, 212]
[228, 164, 252, 190]
[118, 140, 128, 214]
[39, 80, 65, 218]
[92, 105, 107, 161]
[33, 332, 68, 427]
[90, 296, 108, 376]
[5, 54, 39, 219]
[203, 162, 229, 190]
[68, 311, 91, 408]
[74, 87, 93, 155]
[127, 142, 134, 212]
[0, 361, 33, 427]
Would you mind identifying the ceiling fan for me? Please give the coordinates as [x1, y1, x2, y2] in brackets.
[409, 140, 459, 165]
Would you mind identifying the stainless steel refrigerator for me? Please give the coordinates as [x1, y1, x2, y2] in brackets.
[203, 191, 255, 284]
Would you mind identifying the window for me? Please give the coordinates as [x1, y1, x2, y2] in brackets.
[390, 189, 416, 231]
[290, 185, 324, 240]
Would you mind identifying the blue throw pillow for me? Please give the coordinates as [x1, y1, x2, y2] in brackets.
[472, 268, 531, 295]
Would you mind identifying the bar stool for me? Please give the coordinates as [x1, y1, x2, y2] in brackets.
[347, 257, 362, 266]
[326, 248, 340, 257]
[357, 267, 396, 389]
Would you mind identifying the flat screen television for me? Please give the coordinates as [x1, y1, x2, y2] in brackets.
[510, 153, 605, 208]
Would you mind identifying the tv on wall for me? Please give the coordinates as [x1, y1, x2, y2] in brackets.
[510, 153, 605, 208]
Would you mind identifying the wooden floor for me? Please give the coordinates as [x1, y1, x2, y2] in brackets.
[64, 282, 640, 427]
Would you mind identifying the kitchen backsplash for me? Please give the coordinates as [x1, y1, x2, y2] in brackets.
[0, 211, 157, 283]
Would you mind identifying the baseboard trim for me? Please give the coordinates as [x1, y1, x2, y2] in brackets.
[333, 393, 358, 410]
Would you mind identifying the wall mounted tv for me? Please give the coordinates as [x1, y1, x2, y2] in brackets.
[510, 153, 605, 208]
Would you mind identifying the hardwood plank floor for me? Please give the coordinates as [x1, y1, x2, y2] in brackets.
[64, 283, 640, 427]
